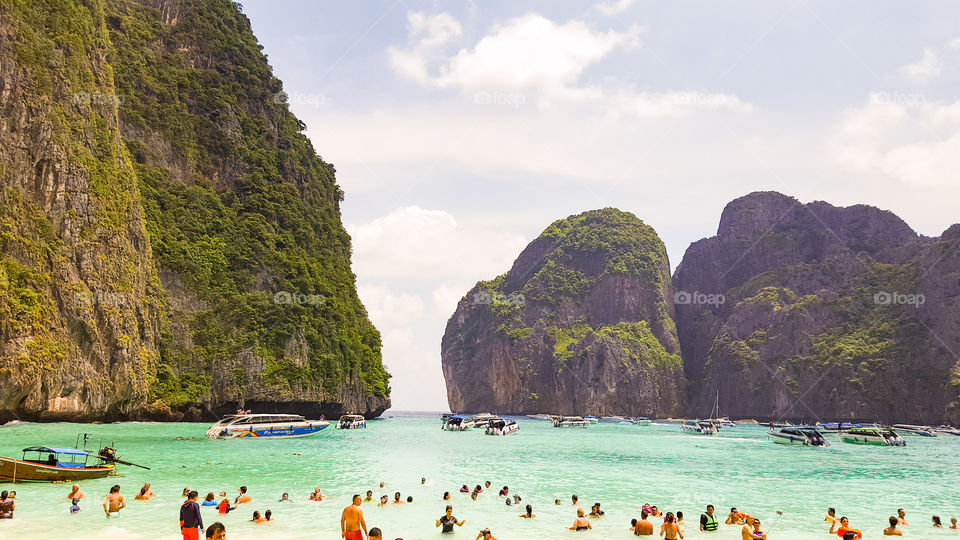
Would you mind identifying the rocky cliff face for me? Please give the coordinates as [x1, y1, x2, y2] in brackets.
[441, 209, 685, 416]
[674, 191, 960, 424]
[0, 0, 389, 421]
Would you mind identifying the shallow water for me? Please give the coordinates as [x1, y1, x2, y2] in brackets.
[0, 417, 957, 539]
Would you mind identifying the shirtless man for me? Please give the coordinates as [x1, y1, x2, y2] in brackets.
[569, 508, 592, 531]
[633, 510, 654, 536]
[135, 483, 156, 500]
[234, 486, 251, 505]
[103, 485, 125, 517]
[896, 509, 908, 526]
[883, 516, 903, 535]
[742, 517, 766, 540]
[67, 484, 84, 501]
[341, 494, 367, 540]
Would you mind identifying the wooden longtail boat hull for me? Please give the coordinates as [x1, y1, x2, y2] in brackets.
[0, 456, 115, 482]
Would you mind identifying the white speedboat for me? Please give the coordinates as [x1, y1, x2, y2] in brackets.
[584, 415, 599, 424]
[337, 414, 366, 429]
[205, 413, 329, 439]
[840, 427, 906, 446]
[632, 417, 652, 426]
[443, 415, 475, 431]
[470, 413, 498, 429]
[553, 416, 589, 427]
[681, 420, 717, 435]
[934, 425, 960, 436]
[768, 426, 830, 447]
[891, 424, 937, 437]
[484, 418, 519, 436]
[599, 415, 626, 423]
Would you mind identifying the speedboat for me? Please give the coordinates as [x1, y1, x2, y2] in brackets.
[934, 425, 960, 436]
[891, 424, 937, 437]
[484, 418, 519, 436]
[584, 415, 599, 424]
[0, 446, 117, 482]
[816, 422, 866, 433]
[768, 426, 830, 447]
[470, 413, 498, 429]
[526, 413, 553, 421]
[443, 415, 475, 431]
[599, 415, 626, 423]
[337, 415, 366, 429]
[840, 427, 906, 446]
[205, 413, 329, 438]
[681, 420, 717, 435]
[553, 416, 589, 427]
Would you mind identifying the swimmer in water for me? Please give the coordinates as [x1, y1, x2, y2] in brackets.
[67, 484, 84, 501]
[470, 492, 478, 501]
[436, 505, 465, 532]
[461, 485, 469, 493]
[569, 508, 592, 531]
[826, 508, 838, 534]
[340, 495, 367, 540]
[363, 491, 373, 503]
[634, 510, 654, 536]
[443, 492, 451, 501]
[932, 516, 943, 528]
[235, 486, 251, 505]
[378, 495, 388, 507]
[555, 499, 561, 505]
[883, 516, 902, 536]
[103, 485, 125, 518]
[520, 504, 535, 518]
[572, 494, 579, 506]
[661, 512, 683, 539]
[393, 492, 403, 504]
[475, 528, 497, 540]
[897, 509, 908, 526]
[135, 483, 155, 501]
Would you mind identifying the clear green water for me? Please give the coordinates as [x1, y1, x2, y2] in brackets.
[0, 418, 957, 539]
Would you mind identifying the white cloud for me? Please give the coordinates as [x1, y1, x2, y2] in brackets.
[830, 93, 960, 187]
[357, 284, 425, 326]
[388, 12, 462, 86]
[386, 11, 748, 118]
[347, 206, 528, 281]
[432, 283, 471, 317]
[596, 0, 635, 16]
[899, 48, 944, 81]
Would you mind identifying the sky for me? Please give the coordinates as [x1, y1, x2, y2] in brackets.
[240, 0, 960, 411]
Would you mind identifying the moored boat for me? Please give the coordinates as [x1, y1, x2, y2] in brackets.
[934, 425, 960, 436]
[337, 415, 366, 429]
[484, 418, 519, 436]
[632, 417, 652, 426]
[205, 413, 329, 439]
[840, 427, 906, 446]
[681, 420, 717, 435]
[584, 415, 599, 424]
[552, 416, 589, 427]
[768, 426, 830, 447]
[0, 446, 116, 482]
[891, 424, 937, 437]
[470, 413, 498, 429]
[443, 415, 475, 431]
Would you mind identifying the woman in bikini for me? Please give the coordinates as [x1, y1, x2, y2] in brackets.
[660, 512, 683, 539]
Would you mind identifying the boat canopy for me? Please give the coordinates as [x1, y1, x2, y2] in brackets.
[22, 446, 89, 456]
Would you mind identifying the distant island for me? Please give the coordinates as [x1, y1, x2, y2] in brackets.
[442, 192, 960, 425]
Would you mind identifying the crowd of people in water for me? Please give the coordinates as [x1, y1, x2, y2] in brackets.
[0, 477, 958, 539]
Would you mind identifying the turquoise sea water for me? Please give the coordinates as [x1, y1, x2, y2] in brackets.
[0, 417, 958, 539]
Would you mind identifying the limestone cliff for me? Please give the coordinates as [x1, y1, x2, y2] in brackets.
[674, 192, 960, 424]
[0, 0, 389, 421]
[441, 209, 685, 416]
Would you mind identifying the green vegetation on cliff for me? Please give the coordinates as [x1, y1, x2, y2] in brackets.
[0, 0, 389, 418]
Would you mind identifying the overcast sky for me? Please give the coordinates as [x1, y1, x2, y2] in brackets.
[241, 0, 960, 411]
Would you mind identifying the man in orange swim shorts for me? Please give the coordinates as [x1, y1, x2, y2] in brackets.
[341, 494, 367, 540]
